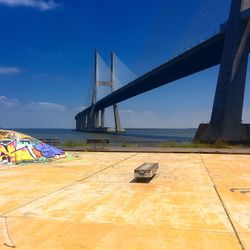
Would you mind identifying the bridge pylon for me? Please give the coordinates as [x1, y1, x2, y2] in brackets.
[76, 49, 124, 133]
[195, 0, 250, 143]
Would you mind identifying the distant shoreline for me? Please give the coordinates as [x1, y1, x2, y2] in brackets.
[4, 127, 197, 130]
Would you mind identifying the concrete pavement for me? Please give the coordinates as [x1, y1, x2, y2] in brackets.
[0, 152, 249, 249]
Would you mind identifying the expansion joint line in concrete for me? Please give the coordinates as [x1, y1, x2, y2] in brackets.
[0, 153, 138, 248]
[0, 216, 15, 248]
[1, 153, 139, 217]
[199, 154, 245, 250]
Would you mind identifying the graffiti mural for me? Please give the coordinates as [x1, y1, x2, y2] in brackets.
[0, 130, 66, 164]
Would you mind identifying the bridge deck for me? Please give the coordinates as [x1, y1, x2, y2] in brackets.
[76, 32, 225, 118]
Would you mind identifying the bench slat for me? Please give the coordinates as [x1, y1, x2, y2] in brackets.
[86, 139, 110, 144]
[39, 138, 60, 146]
[86, 139, 110, 149]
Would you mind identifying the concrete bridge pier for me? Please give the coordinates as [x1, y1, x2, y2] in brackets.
[86, 109, 100, 131]
[195, 0, 250, 143]
[76, 113, 87, 130]
[76, 118, 80, 131]
[79, 50, 124, 133]
[113, 104, 122, 132]
[95, 111, 100, 128]
[81, 114, 87, 130]
[85, 106, 123, 132]
[101, 109, 105, 128]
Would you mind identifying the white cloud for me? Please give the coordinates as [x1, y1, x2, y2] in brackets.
[31, 73, 66, 82]
[0, 0, 61, 11]
[27, 102, 67, 111]
[120, 109, 133, 114]
[0, 97, 77, 128]
[0, 96, 20, 107]
[0, 67, 22, 75]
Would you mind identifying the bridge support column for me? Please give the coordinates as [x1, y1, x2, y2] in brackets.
[76, 118, 80, 131]
[88, 50, 123, 132]
[75, 50, 124, 133]
[81, 114, 87, 130]
[195, 0, 250, 143]
[113, 104, 122, 132]
[87, 113, 92, 131]
[76, 113, 87, 131]
[95, 110, 100, 128]
[101, 109, 105, 128]
[110, 52, 123, 132]
[86, 110, 99, 131]
[84, 114, 88, 129]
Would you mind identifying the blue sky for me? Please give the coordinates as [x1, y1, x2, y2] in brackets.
[0, 0, 249, 128]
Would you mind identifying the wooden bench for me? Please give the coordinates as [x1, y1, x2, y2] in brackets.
[134, 163, 159, 179]
[39, 138, 60, 146]
[86, 139, 110, 149]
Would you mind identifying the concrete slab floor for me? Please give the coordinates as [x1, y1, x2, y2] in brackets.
[0, 152, 249, 249]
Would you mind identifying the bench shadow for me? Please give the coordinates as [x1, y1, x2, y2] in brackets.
[130, 175, 156, 184]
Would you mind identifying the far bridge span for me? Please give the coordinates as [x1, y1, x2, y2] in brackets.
[76, 0, 250, 143]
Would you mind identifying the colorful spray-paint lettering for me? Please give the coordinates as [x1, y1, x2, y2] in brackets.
[0, 130, 65, 164]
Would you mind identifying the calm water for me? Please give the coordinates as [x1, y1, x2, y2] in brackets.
[11, 128, 197, 145]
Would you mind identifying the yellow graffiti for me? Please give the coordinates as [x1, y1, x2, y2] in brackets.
[0, 140, 35, 163]
[0, 130, 66, 164]
[15, 147, 35, 162]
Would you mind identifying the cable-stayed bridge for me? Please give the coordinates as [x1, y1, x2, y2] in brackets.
[76, 0, 250, 143]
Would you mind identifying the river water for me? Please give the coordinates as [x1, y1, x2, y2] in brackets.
[11, 128, 196, 145]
